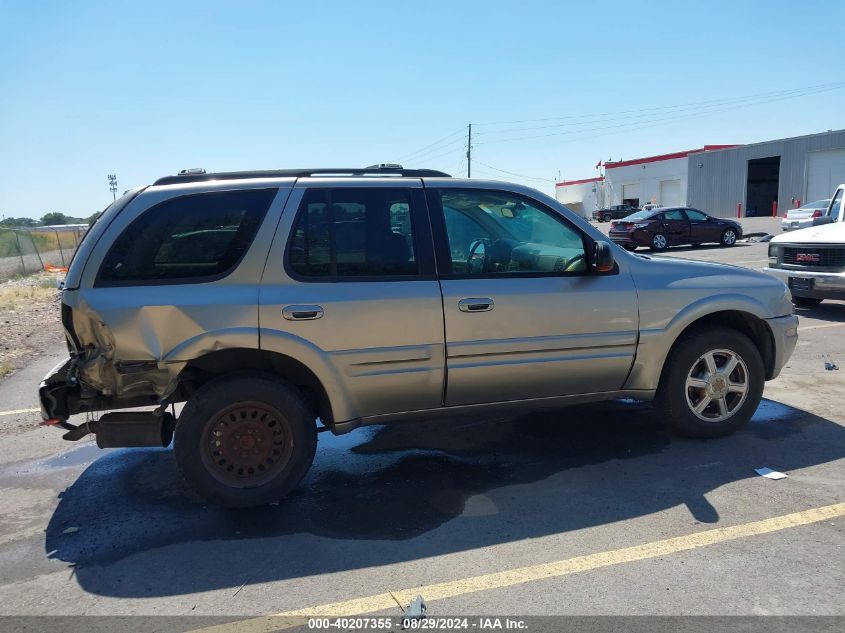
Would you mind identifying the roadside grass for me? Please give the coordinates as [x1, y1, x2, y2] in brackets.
[0, 286, 57, 311]
[0, 360, 11, 377]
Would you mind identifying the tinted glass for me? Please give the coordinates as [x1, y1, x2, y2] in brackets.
[622, 210, 655, 221]
[685, 209, 707, 221]
[288, 188, 417, 277]
[663, 210, 686, 221]
[804, 199, 830, 209]
[439, 190, 586, 275]
[98, 189, 275, 284]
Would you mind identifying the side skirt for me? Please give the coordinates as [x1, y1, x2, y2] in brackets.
[331, 389, 656, 435]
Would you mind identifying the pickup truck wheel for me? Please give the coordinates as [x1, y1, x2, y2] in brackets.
[720, 228, 738, 246]
[792, 296, 822, 308]
[650, 233, 668, 251]
[174, 373, 317, 508]
[656, 327, 764, 438]
[602, 213, 612, 222]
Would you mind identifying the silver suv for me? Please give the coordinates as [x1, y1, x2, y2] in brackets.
[40, 166, 799, 507]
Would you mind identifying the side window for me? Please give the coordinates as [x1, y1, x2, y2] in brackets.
[97, 189, 275, 285]
[830, 189, 843, 222]
[685, 209, 707, 221]
[288, 188, 418, 278]
[438, 189, 587, 275]
[663, 209, 686, 221]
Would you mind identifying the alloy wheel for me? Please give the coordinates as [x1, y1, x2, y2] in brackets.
[684, 349, 749, 422]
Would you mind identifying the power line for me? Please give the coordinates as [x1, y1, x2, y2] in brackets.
[472, 81, 845, 128]
[471, 160, 553, 182]
[473, 84, 845, 147]
[398, 126, 466, 163]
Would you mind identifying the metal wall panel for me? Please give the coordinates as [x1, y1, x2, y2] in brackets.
[687, 130, 845, 218]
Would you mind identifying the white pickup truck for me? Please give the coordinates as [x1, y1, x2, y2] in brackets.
[766, 184, 845, 307]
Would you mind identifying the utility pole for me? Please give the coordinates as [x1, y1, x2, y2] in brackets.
[466, 123, 472, 178]
[107, 174, 118, 200]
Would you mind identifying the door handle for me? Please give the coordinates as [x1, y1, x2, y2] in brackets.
[282, 305, 324, 320]
[458, 298, 494, 313]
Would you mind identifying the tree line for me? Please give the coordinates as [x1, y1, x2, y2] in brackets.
[0, 212, 100, 228]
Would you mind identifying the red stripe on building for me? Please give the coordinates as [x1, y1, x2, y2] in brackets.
[555, 176, 604, 187]
[603, 145, 740, 169]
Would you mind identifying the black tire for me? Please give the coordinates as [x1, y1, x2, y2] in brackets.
[655, 327, 764, 439]
[650, 233, 668, 251]
[792, 296, 822, 308]
[623, 244, 637, 251]
[602, 213, 611, 222]
[174, 373, 317, 508]
[720, 228, 738, 247]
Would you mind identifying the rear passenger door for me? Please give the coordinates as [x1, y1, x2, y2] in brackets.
[259, 180, 446, 423]
[660, 209, 690, 245]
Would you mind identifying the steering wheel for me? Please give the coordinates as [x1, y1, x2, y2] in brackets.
[467, 239, 490, 273]
[563, 253, 586, 272]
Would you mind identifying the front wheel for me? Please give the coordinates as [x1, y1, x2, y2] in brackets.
[175, 373, 317, 507]
[655, 327, 764, 438]
[720, 228, 738, 246]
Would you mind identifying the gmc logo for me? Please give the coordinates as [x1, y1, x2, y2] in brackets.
[795, 253, 820, 263]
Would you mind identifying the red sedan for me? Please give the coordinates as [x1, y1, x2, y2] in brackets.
[608, 207, 742, 251]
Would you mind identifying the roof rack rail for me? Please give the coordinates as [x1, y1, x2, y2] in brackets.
[153, 166, 451, 186]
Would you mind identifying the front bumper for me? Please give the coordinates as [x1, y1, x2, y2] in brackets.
[765, 314, 799, 380]
[764, 266, 845, 300]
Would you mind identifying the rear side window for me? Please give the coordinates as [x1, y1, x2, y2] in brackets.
[97, 189, 276, 285]
[287, 188, 418, 278]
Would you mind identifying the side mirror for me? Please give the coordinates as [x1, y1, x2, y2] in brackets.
[592, 241, 615, 273]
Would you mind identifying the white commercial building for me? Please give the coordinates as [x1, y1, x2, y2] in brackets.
[554, 130, 845, 218]
[603, 146, 737, 209]
[553, 176, 604, 218]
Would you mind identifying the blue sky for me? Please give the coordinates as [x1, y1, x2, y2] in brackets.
[1, 0, 843, 219]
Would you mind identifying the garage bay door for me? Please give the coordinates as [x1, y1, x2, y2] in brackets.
[807, 149, 845, 202]
[622, 183, 640, 205]
[659, 179, 681, 207]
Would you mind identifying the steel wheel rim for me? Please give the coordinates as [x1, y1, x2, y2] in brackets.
[724, 230, 736, 245]
[685, 349, 749, 422]
[201, 401, 294, 488]
[654, 234, 667, 249]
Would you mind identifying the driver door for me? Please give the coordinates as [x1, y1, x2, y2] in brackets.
[428, 187, 639, 406]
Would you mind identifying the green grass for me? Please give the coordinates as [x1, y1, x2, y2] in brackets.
[0, 361, 12, 378]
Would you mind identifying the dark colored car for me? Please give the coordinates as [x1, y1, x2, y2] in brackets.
[608, 207, 742, 251]
[593, 204, 637, 222]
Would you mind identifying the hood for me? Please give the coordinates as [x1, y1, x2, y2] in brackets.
[771, 221, 845, 245]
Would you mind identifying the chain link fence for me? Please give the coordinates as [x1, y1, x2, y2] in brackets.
[0, 226, 87, 282]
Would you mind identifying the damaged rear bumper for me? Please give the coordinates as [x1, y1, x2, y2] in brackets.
[39, 357, 80, 421]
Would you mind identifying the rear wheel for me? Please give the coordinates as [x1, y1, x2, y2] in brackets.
[175, 373, 317, 507]
[651, 233, 668, 251]
[720, 228, 738, 246]
[655, 327, 764, 438]
[602, 213, 611, 222]
[793, 296, 823, 308]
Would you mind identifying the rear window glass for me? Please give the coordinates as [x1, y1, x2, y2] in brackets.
[97, 189, 276, 285]
[622, 210, 653, 221]
[288, 188, 418, 278]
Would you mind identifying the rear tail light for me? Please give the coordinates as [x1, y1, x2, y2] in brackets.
[812, 209, 823, 218]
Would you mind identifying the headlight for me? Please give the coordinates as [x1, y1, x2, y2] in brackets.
[768, 243, 781, 264]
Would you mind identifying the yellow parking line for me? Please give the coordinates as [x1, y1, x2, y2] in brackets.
[193, 502, 845, 633]
[0, 407, 39, 417]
